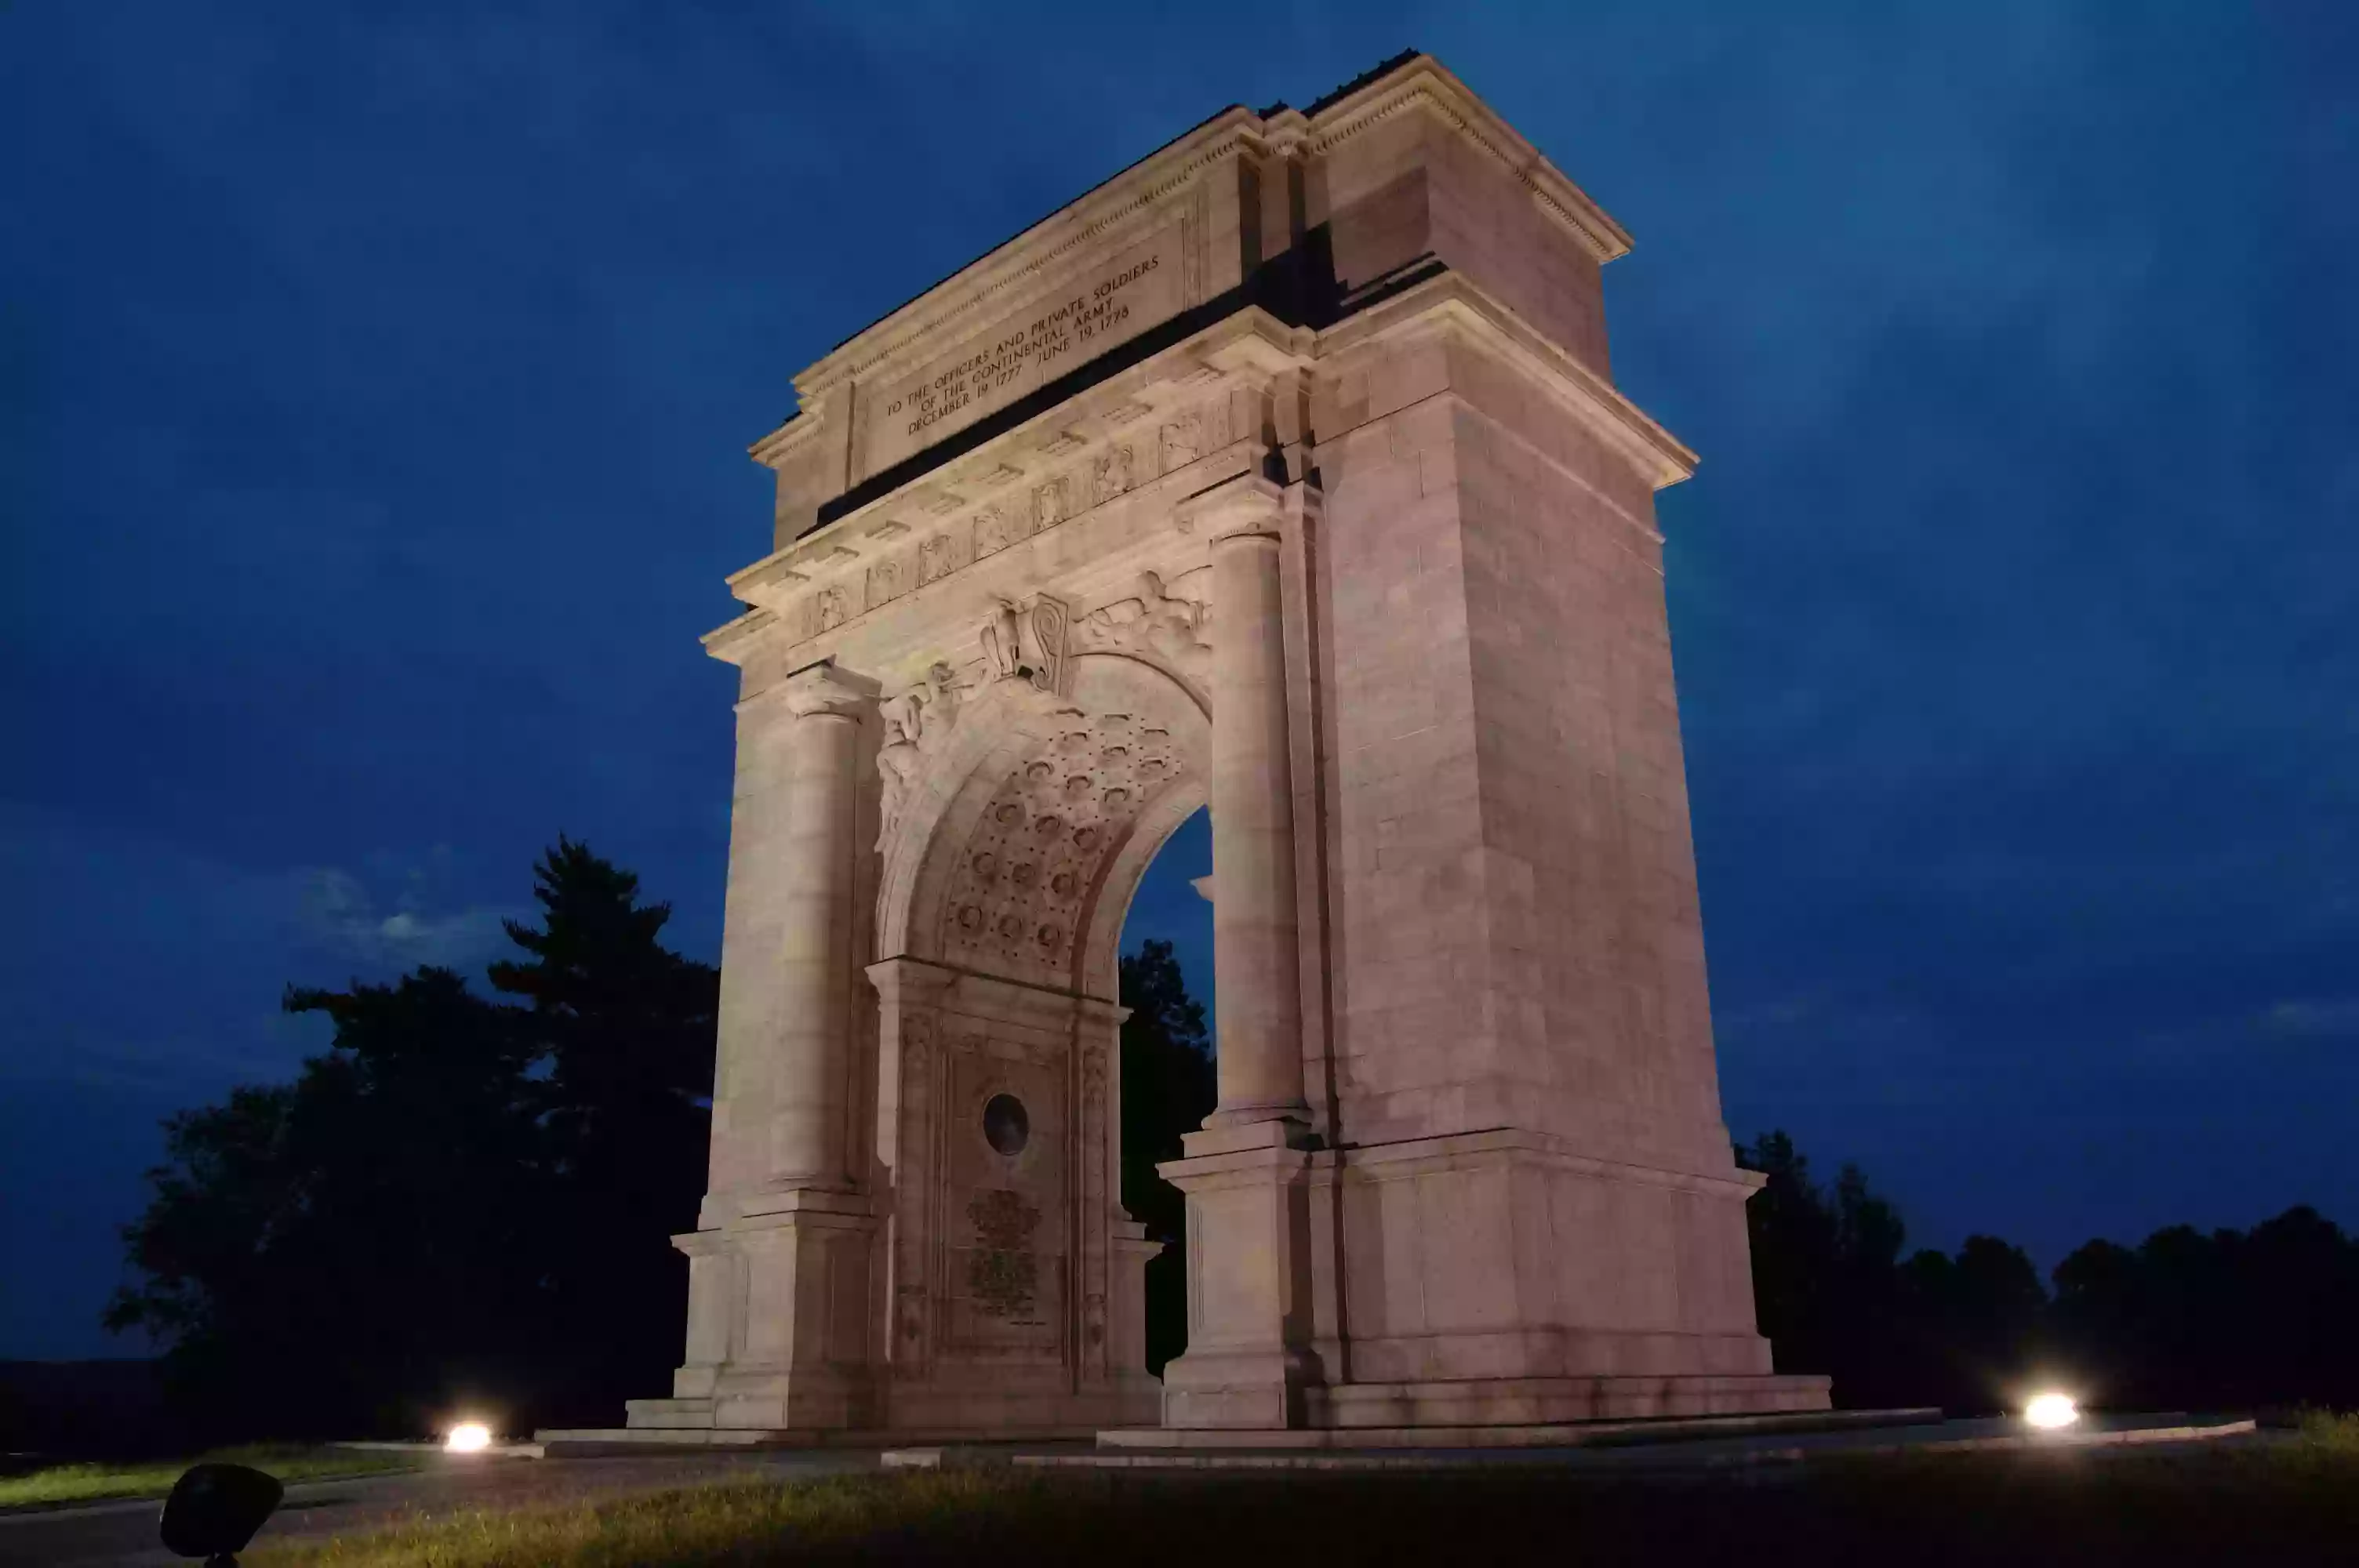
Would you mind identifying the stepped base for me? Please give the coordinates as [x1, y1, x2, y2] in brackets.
[1103, 1401, 1901, 1453]
[1302, 1373, 1832, 1429]
[537, 1424, 1107, 1455]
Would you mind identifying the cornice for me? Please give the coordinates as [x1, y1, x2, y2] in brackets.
[1176, 471, 1286, 540]
[1303, 55, 1633, 263]
[703, 605, 775, 666]
[1318, 270, 1696, 492]
[748, 405, 824, 469]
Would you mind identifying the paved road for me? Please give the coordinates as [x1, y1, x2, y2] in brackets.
[1027, 1414, 2270, 1472]
[0, 1450, 878, 1567]
[0, 1417, 2271, 1566]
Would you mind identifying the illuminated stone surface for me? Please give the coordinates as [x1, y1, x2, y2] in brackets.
[610, 52, 1828, 1444]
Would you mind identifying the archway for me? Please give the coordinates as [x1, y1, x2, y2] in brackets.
[860, 651, 1209, 1431]
[619, 57, 1837, 1448]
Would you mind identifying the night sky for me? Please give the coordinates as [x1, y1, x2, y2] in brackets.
[5, 3, 2354, 1360]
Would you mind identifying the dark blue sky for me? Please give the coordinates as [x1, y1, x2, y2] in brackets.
[5, 3, 2354, 1360]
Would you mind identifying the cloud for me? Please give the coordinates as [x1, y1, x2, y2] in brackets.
[2260, 998, 2359, 1040]
[293, 864, 519, 971]
[0, 803, 525, 1096]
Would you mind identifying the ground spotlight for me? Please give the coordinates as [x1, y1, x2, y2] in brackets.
[444, 1421, 493, 1454]
[2023, 1392, 2080, 1429]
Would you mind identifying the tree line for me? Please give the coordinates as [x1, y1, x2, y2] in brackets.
[96, 844, 2354, 1439]
[1742, 1131, 2359, 1413]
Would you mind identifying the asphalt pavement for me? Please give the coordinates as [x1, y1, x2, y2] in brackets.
[0, 1448, 876, 1567]
[0, 1415, 2272, 1566]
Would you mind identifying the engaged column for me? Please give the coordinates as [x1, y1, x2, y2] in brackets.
[1206, 486, 1308, 1129]
[772, 662, 868, 1187]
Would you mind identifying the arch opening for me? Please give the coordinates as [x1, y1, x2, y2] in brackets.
[1112, 805, 1213, 1376]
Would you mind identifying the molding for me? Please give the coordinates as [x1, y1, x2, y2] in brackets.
[783, 661, 871, 719]
[705, 607, 776, 667]
[749, 405, 827, 470]
[1302, 55, 1633, 263]
[731, 554, 812, 612]
[1176, 472, 1285, 539]
[1317, 270, 1698, 492]
[1307, 1127, 1758, 1200]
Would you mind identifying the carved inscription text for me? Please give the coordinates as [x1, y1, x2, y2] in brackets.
[859, 225, 1187, 478]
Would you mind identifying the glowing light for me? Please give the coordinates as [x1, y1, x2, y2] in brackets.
[445, 1421, 493, 1454]
[2023, 1392, 2080, 1429]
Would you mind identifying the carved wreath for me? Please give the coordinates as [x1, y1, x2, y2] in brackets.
[966, 1188, 1042, 1319]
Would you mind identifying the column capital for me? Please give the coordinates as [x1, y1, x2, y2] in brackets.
[783, 661, 871, 720]
[863, 954, 960, 1006]
[1076, 994, 1133, 1028]
[1177, 472, 1285, 543]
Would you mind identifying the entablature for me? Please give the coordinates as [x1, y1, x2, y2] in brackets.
[707, 309, 1310, 673]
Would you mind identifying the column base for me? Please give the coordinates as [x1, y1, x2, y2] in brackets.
[1159, 1347, 1319, 1429]
[627, 1364, 876, 1434]
[1157, 1118, 1318, 1430]
[1305, 1372, 1831, 1427]
[646, 1192, 881, 1434]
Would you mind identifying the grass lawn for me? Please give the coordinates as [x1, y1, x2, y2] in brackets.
[0, 1444, 422, 1513]
[251, 1415, 2359, 1567]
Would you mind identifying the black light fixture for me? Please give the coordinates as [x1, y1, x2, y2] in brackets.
[158, 1461, 283, 1566]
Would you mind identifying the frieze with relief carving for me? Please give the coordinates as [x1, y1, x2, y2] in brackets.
[761, 390, 1236, 648]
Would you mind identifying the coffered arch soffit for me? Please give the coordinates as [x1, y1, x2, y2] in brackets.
[880, 652, 1210, 1003]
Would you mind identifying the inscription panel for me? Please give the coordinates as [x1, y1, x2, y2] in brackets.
[856, 222, 1191, 481]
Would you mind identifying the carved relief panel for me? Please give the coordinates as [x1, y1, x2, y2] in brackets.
[941, 1032, 1068, 1362]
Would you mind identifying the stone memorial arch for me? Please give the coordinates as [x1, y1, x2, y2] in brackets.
[602, 53, 1829, 1446]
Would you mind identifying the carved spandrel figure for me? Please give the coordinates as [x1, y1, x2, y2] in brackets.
[875, 706, 924, 849]
[883, 684, 927, 747]
[1078, 569, 1209, 679]
[1136, 569, 1207, 665]
[875, 661, 965, 849]
[981, 598, 1027, 683]
[919, 659, 961, 731]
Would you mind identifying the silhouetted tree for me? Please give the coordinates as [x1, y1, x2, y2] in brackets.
[1894, 1235, 2049, 1412]
[1739, 1131, 1911, 1402]
[488, 839, 718, 1425]
[2048, 1207, 2359, 1411]
[107, 842, 715, 1439]
[1744, 1129, 2359, 1414]
[1119, 939, 1215, 1374]
[1738, 1131, 1839, 1374]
